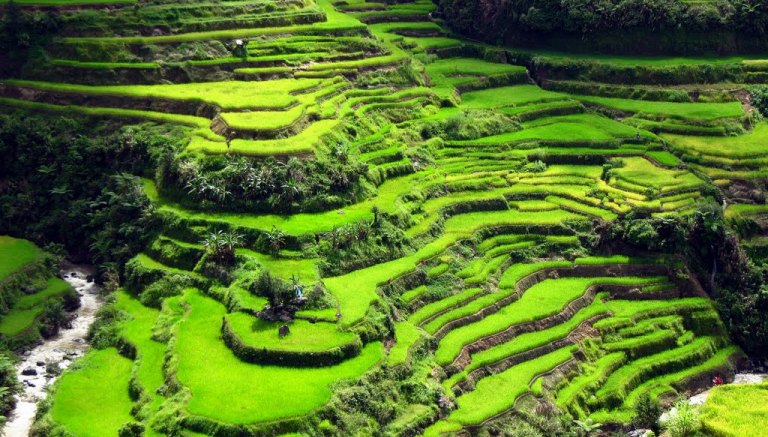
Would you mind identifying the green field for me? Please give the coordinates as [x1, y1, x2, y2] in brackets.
[701, 382, 768, 436]
[50, 348, 134, 437]
[3, 0, 763, 435]
[0, 236, 40, 282]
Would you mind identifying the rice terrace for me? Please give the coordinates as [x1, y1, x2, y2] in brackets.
[1, 0, 768, 436]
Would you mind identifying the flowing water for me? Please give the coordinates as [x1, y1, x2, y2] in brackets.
[3, 263, 103, 437]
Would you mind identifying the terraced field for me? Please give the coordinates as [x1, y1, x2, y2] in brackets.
[0, 237, 76, 347]
[2, 0, 766, 435]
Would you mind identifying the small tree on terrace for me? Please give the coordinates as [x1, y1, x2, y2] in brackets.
[202, 230, 243, 264]
[265, 226, 286, 256]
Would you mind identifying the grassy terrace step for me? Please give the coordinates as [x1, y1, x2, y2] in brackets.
[0, 236, 41, 282]
[423, 58, 529, 99]
[386, 321, 425, 367]
[435, 275, 667, 367]
[663, 123, 768, 178]
[447, 113, 653, 147]
[601, 328, 680, 358]
[50, 348, 134, 437]
[701, 379, 768, 436]
[593, 336, 722, 408]
[0, 277, 73, 338]
[0, 97, 210, 130]
[58, 0, 365, 45]
[175, 289, 382, 426]
[571, 94, 745, 121]
[557, 351, 627, 418]
[591, 346, 743, 424]
[145, 170, 422, 236]
[325, 208, 581, 327]
[444, 292, 614, 392]
[114, 291, 166, 419]
[3, 78, 328, 111]
[222, 312, 362, 366]
[408, 287, 485, 327]
[424, 346, 577, 436]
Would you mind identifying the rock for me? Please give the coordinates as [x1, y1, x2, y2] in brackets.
[628, 430, 652, 437]
[86, 275, 94, 283]
[25, 380, 36, 388]
[21, 367, 37, 376]
[438, 395, 454, 410]
[70, 272, 78, 278]
[36, 361, 45, 367]
[278, 325, 290, 337]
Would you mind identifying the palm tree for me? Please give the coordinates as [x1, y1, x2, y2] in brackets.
[202, 230, 243, 264]
[265, 226, 286, 256]
[280, 177, 303, 204]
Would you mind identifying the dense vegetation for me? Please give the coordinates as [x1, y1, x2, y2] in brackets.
[0, 0, 767, 435]
[438, 0, 768, 53]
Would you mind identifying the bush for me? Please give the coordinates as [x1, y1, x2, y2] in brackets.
[139, 275, 192, 308]
[633, 392, 662, 433]
[751, 85, 768, 118]
[663, 400, 700, 437]
[118, 422, 145, 437]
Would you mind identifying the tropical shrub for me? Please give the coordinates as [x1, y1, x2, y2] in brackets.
[663, 400, 700, 437]
[633, 392, 662, 433]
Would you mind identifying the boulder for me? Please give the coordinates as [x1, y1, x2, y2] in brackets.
[21, 367, 37, 376]
[278, 325, 290, 337]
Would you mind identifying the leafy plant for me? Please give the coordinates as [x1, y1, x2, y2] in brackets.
[573, 417, 602, 436]
[202, 230, 243, 264]
[664, 399, 700, 437]
[633, 392, 662, 433]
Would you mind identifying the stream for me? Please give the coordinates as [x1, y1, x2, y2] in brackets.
[3, 263, 103, 437]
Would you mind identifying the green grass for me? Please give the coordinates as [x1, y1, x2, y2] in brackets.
[7, 79, 323, 111]
[114, 291, 165, 408]
[175, 289, 382, 424]
[0, 97, 210, 129]
[237, 249, 319, 282]
[0, 0, 134, 5]
[435, 276, 666, 365]
[557, 352, 626, 415]
[61, 0, 364, 45]
[595, 336, 719, 405]
[326, 208, 581, 327]
[429, 345, 576, 432]
[610, 157, 705, 194]
[0, 277, 72, 337]
[664, 122, 768, 159]
[220, 106, 306, 132]
[646, 150, 682, 166]
[387, 321, 424, 366]
[410, 287, 484, 327]
[459, 85, 566, 109]
[188, 119, 340, 156]
[701, 380, 768, 436]
[51, 348, 134, 437]
[572, 94, 744, 120]
[0, 235, 41, 281]
[592, 346, 742, 424]
[451, 113, 649, 146]
[226, 312, 358, 352]
[145, 169, 420, 236]
[445, 293, 612, 390]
